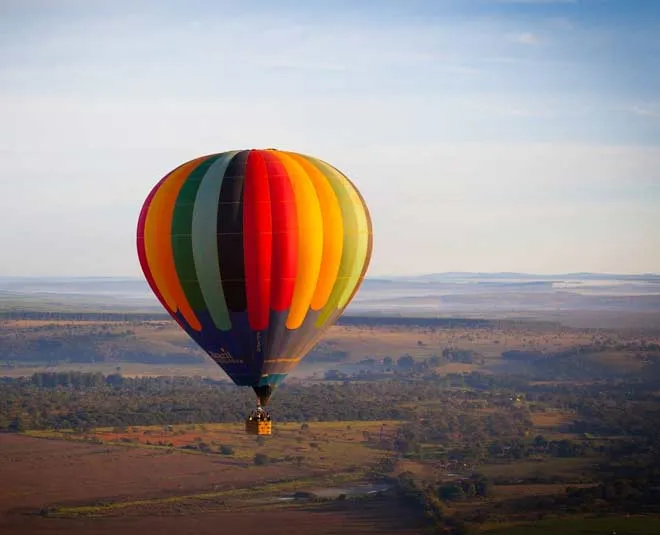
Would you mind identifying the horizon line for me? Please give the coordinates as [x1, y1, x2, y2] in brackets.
[1, 271, 659, 280]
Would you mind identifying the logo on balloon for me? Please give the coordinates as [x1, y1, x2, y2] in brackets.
[211, 347, 241, 364]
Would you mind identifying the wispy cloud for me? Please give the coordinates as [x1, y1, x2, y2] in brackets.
[508, 31, 542, 45]
[626, 104, 660, 120]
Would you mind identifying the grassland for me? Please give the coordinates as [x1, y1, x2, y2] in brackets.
[482, 515, 660, 534]
[23, 420, 400, 472]
[0, 422, 424, 535]
[477, 457, 595, 480]
[2, 314, 645, 380]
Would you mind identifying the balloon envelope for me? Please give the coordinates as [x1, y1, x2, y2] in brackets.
[136, 149, 372, 404]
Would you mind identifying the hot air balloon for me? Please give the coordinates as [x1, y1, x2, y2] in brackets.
[136, 149, 372, 434]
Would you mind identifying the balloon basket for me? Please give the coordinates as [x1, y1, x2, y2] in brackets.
[245, 408, 272, 436]
[245, 419, 272, 435]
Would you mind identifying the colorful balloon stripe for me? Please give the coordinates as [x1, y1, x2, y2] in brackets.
[137, 149, 372, 400]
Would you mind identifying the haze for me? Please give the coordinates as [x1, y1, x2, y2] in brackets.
[1, 0, 659, 277]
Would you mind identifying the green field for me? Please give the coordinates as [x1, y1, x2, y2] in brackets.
[478, 457, 595, 480]
[484, 515, 660, 534]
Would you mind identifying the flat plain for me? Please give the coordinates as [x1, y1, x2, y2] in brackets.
[2, 274, 660, 534]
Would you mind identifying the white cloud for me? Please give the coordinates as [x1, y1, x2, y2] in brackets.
[627, 104, 660, 120]
[508, 31, 542, 45]
[7, 99, 658, 277]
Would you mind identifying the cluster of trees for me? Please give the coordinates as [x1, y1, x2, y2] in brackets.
[1, 311, 532, 330]
[29, 371, 122, 388]
[5, 368, 659, 436]
[487, 435, 588, 460]
[395, 348, 484, 368]
[388, 413, 533, 465]
[0, 325, 205, 365]
[3, 367, 660, 434]
[324, 350, 488, 382]
[324, 345, 660, 388]
[0, 373, 428, 431]
[390, 471, 494, 534]
[440, 347, 485, 365]
[437, 473, 493, 501]
[489, 461, 660, 519]
[0, 312, 165, 322]
[389, 460, 660, 534]
[501, 342, 660, 381]
[562, 477, 660, 514]
[387, 442, 660, 533]
[567, 394, 660, 441]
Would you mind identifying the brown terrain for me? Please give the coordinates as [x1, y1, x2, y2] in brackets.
[0, 431, 423, 535]
[2, 310, 660, 534]
[1, 315, 640, 379]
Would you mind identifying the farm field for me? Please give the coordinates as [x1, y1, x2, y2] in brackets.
[0, 424, 420, 535]
[4, 418, 659, 534]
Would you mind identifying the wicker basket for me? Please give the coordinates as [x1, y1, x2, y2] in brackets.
[245, 418, 272, 435]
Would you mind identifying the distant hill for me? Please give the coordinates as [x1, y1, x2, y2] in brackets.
[384, 272, 660, 283]
[1, 273, 659, 325]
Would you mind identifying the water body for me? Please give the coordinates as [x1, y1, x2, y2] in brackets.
[286, 482, 392, 500]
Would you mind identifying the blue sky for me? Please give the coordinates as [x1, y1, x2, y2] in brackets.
[0, 0, 658, 276]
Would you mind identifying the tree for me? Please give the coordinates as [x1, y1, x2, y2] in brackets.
[533, 434, 548, 449]
[452, 521, 479, 535]
[254, 453, 269, 465]
[472, 474, 494, 497]
[219, 444, 234, 455]
[9, 416, 26, 432]
[438, 483, 465, 501]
